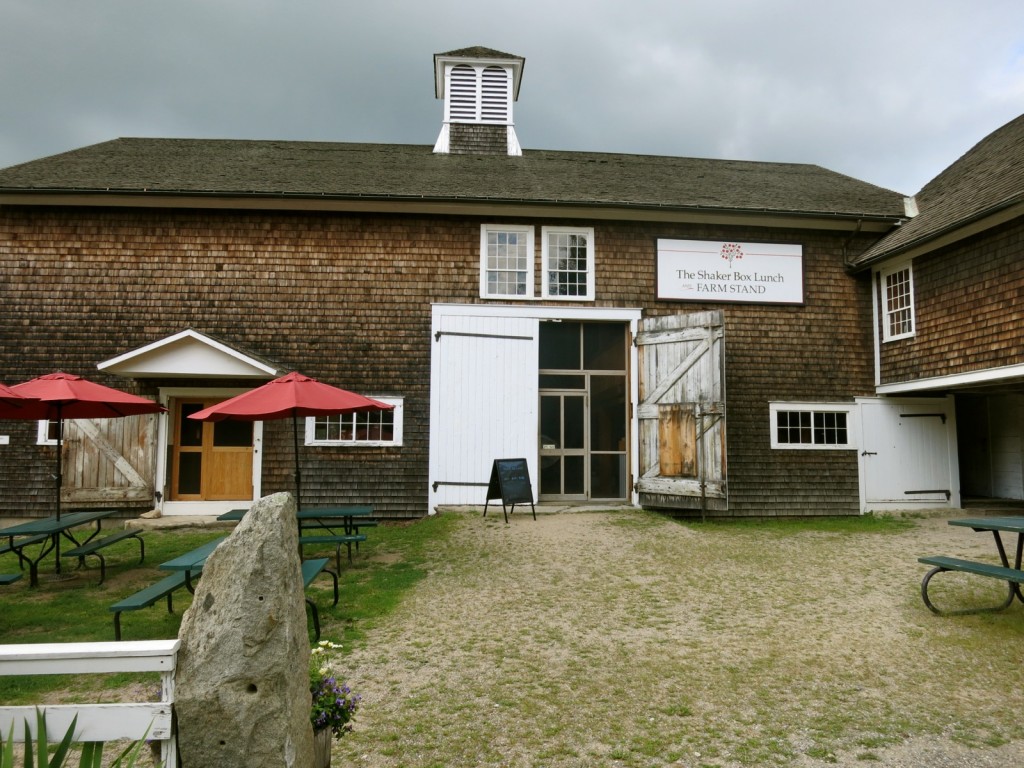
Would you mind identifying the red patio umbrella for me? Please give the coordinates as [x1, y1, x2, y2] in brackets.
[188, 371, 393, 509]
[7, 372, 164, 573]
[9, 372, 164, 518]
[0, 383, 49, 420]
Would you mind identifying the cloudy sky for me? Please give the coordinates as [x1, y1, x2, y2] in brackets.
[2, 0, 1022, 195]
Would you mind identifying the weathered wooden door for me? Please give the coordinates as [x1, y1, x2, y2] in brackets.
[636, 310, 726, 512]
[60, 414, 158, 506]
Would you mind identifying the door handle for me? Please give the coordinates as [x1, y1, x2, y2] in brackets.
[861, 451, 877, 456]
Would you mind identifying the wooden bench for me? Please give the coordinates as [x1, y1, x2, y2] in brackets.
[919, 555, 1024, 615]
[300, 534, 367, 571]
[0, 573, 22, 585]
[302, 557, 338, 642]
[110, 571, 191, 641]
[62, 530, 145, 584]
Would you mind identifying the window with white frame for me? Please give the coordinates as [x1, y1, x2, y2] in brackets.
[542, 226, 595, 300]
[305, 397, 403, 447]
[770, 404, 856, 449]
[36, 420, 60, 446]
[480, 225, 534, 298]
[881, 263, 915, 341]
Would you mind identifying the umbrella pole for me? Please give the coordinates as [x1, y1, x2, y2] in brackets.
[292, 413, 303, 552]
[54, 406, 63, 573]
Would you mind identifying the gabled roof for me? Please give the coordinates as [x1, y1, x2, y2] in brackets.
[433, 45, 525, 113]
[0, 138, 906, 225]
[850, 113, 1024, 268]
[98, 329, 285, 379]
[437, 46, 521, 61]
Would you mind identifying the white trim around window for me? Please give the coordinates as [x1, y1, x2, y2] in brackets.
[880, 262, 915, 341]
[480, 224, 535, 299]
[541, 226, 595, 301]
[36, 420, 60, 446]
[769, 402, 858, 450]
[304, 397, 404, 447]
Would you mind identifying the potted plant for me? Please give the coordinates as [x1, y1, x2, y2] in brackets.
[309, 640, 360, 768]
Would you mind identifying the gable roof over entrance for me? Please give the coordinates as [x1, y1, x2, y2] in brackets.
[98, 329, 283, 379]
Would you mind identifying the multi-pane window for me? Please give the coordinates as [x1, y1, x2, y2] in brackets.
[305, 397, 403, 447]
[882, 264, 914, 340]
[770, 404, 855, 449]
[480, 225, 534, 298]
[542, 227, 594, 300]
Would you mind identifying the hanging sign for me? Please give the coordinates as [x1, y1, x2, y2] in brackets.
[656, 239, 804, 304]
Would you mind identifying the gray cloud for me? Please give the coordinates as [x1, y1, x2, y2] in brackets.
[2, 0, 1022, 194]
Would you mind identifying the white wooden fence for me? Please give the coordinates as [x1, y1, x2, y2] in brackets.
[0, 639, 179, 767]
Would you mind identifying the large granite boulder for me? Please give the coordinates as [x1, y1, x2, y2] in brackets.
[175, 492, 314, 767]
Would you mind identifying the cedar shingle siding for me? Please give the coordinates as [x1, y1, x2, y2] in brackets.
[0, 203, 880, 517]
[2, 44, 937, 519]
[878, 217, 1024, 386]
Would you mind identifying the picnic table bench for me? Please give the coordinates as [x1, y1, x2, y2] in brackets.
[302, 557, 338, 642]
[919, 516, 1024, 615]
[221, 505, 374, 571]
[110, 571, 191, 641]
[0, 510, 119, 586]
[111, 539, 340, 641]
[0, 533, 50, 558]
[0, 533, 50, 584]
[299, 533, 367, 571]
[0, 573, 22, 585]
[62, 529, 145, 584]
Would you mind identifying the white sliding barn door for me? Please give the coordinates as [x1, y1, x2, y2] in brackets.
[429, 310, 539, 510]
[636, 311, 727, 512]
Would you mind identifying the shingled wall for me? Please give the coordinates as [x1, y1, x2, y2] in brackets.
[878, 217, 1024, 386]
[0, 206, 880, 518]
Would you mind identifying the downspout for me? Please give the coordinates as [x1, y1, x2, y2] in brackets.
[871, 271, 882, 389]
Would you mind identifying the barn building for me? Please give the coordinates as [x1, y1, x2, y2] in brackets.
[2, 46, 1011, 521]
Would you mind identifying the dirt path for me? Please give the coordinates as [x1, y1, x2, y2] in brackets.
[333, 508, 1024, 767]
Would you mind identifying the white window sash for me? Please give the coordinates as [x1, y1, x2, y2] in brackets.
[880, 263, 915, 342]
[479, 224, 535, 299]
[304, 397, 404, 447]
[541, 226, 595, 301]
[769, 402, 858, 450]
[37, 420, 59, 446]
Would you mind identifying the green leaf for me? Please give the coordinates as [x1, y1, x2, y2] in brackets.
[2, 721, 16, 768]
[76, 743, 103, 768]
[45, 711, 77, 768]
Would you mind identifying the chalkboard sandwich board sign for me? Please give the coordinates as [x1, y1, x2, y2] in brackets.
[483, 458, 537, 523]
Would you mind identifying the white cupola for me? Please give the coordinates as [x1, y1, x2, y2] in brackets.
[432, 46, 525, 156]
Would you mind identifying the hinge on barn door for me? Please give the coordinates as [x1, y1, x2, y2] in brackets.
[901, 412, 947, 424]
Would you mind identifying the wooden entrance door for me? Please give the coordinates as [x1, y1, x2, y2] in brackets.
[170, 400, 253, 501]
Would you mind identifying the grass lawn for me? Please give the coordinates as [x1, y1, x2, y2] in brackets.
[3, 508, 1024, 767]
[0, 516, 449, 707]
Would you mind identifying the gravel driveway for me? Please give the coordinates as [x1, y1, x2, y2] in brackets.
[332, 507, 1024, 768]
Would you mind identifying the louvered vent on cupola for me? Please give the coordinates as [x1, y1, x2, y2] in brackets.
[433, 47, 524, 156]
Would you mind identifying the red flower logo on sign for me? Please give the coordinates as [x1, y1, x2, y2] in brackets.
[721, 243, 744, 267]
